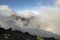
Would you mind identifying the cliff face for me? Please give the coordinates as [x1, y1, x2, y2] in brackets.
[0, 26, 57, 40]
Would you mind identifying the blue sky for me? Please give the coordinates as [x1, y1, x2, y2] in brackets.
[0, 0, 55, 12]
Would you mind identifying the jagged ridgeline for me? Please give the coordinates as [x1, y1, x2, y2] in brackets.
[0, 25, 56, 40]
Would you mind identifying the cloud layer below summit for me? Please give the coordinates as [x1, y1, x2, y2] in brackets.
[0, 0, 60, 39]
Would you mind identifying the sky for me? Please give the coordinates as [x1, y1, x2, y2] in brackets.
[0, 0, 56, 12]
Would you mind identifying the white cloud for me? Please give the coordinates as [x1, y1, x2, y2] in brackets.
[11, 5, 60, 36]
[17, 10, 39, 18]
[0, 4, 60, 39]
[55, 0, 60, 6]
[0, 5, 16, 17]
[0, 5, 18, 30]
[36, 6, 60, 35]
[8, 5, 60, 36]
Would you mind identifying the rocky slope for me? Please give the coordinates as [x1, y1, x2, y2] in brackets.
[0, 25, 57, 40]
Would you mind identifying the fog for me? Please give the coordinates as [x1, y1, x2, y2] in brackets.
[0, 4, 60, 40]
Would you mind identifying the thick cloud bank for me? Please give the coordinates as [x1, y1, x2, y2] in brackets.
[0, 0, 60, 39]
